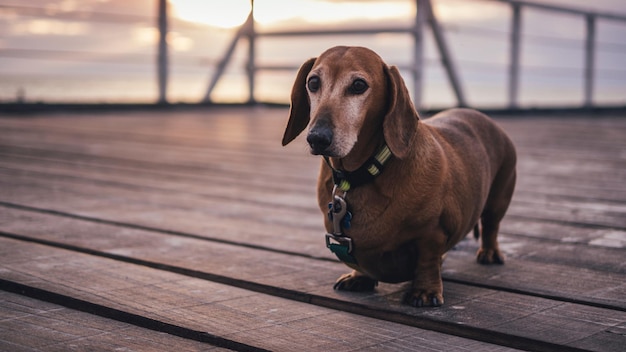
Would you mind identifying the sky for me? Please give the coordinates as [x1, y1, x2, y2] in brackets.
[0, 0, 625, 107]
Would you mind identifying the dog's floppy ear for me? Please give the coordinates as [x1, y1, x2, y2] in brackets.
[282, 57, 316, 146]
[383, 65, 419, 159]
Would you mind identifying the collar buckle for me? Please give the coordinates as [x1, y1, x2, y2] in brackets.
[325, 233, 356, 264]
[325, 233, 353, 254]
[325, 188, 358, 264]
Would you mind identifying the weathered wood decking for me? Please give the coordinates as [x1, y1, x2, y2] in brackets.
[0, 107, 624, 352]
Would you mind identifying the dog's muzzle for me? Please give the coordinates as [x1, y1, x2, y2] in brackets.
[307, 120, 334, 155]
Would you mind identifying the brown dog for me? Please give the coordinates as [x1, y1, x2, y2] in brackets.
[282, 46, 516, 307]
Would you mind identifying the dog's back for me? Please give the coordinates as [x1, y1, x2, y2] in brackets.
[424, 108, 517, 263]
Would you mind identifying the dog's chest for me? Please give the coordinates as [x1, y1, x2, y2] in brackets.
[332, 194, 424, 282]
[329, 190, 418, 252]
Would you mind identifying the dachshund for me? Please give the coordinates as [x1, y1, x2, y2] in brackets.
[282, 46, 516, 307]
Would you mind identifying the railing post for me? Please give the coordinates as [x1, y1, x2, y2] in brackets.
[425, 0, 467, 107]
[157, 0, 168, 104]
[508, 3, 521, 109]
[413, 0, 427, 109]
[203, 12, 252, 103]
[584, 14, 596, 107]
[247, 0, 256, 104]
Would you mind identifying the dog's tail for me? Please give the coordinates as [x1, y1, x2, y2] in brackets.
[473, 222, 481, 240]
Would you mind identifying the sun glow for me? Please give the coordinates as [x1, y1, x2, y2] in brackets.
[170, 0, 414, 29]
[170, 0, 500, 31]
[170, 0, 251, 29]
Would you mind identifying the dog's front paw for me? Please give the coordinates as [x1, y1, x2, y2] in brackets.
[403, 289, 444, 307]
[476, 248, 505, 265]
[333, 271, 378, 291]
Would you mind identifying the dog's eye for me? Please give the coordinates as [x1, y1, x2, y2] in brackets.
[350, 79, 368, 94]
[307, 76, 320, 92]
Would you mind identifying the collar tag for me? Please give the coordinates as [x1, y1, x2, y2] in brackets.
[325, 189, 358, 264]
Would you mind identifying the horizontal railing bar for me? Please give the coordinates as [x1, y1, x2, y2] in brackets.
[491, 0, 626, 21]
[255, 64, 418, 72]
[258, 26, 414, 37]
[256, 0, 626, 40]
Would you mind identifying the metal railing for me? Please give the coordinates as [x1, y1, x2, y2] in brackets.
[195, 0, 626, 109]
[502, 0, 626, 108]
[1, 0, 625, 109]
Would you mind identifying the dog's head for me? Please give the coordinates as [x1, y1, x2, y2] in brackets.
[282, 46, 419, 159]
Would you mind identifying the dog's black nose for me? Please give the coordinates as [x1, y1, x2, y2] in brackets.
[307, 128, 333, 155]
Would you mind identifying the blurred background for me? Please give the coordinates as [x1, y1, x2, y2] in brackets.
[0, 0, 625, 110]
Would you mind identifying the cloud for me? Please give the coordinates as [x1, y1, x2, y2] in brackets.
[433, 0, 505, 23]
[132, 26, 194, 52]
[132, 26, 158, 46]
[254, 0, 413, 27]
[169, 32, 194, 52]
[10, 19, 88, 36]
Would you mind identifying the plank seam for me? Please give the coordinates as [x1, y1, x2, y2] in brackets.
[0, 278, 269, 352]
[506, 214, 626, 231]
[0, 200, 333, 262]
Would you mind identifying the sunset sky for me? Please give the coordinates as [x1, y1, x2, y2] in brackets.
[170, 0, 626, 29]
[0, 0, 625, 107]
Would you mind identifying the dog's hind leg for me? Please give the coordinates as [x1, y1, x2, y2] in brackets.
[476, 215, 505, 264]
[476, 162, 516, 265]
[334, 270, 378, 291]
[473, 222, 481, 240]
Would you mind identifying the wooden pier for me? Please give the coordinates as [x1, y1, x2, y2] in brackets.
[0, 107, 624, 351]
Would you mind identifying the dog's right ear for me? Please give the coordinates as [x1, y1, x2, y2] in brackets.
[382, 65, 420, 159]
[282, 58, 316, 146]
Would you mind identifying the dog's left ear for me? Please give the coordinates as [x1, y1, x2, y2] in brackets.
[382, 65, 420, 159]
[282, 57, 316, 146]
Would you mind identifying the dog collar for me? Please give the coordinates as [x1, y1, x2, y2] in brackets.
[323, 144, 392, 265]
[323, 144, 392, 192]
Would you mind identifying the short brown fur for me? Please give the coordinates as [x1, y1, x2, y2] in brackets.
[282, 46, 517, 307]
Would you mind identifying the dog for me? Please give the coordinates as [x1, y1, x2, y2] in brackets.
[282, 46, 516, 307]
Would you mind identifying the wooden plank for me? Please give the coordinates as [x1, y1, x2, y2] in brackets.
[1, 109, 626, 351]
[443, 239, 626, 309]
[2, 139, 624, 206]
[1, 204, 623, 308]
[0, 113, 619, 248]
[0, 291, 231, 352]
[508, 194, 626, 229]
[1, 118, 625, 228]
[1, 112, 625, 205]
[0, 162, 622, 254]
[0, 110, 289, 156]
[1, 124, 624, 188]
[501, 217, 626, 249]
[0, 171, 624, 304]
[2, 111, 625, 181]
[2, 148, 625, 216]
[1, 153, 616, 239]
[0, 237, 525, 352]
[0, 110, 624, 290]
[0, 150, 318, 208]
[0, 158, 624, 252]
[0, 207, 624, 352]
